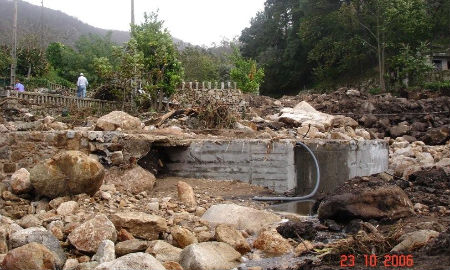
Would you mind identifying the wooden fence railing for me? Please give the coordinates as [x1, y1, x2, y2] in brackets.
[5, 90, 118, 110]
[47, 82, 77, 95]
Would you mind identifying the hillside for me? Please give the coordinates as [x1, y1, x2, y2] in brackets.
[0, 0, 188, 48]
[0, 0, 130, 46]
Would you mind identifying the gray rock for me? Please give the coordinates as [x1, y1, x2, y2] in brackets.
[9, 227, 66, 268]
[92, 240, 115, 264]
[201, 204, 281, 234]
[180, 242, 241, 270]
[146, 240, 182, 263]
[95, 252, 165, 270]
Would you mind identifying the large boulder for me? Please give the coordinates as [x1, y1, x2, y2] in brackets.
[214, 224, 250, 254]
[96, 111, 143, 131]
[68, 214, 117, 253]
[389, 122, 411, 138]
[278, 101, 335, 129]
[201, 204, 281, 234]
[180, 242, 241, 270]
[104, 166, 155, 195]
[391, 230, 440, 252]
[253, 229, 293, 255]
[30, 151, 105, 199]
[94, 252, 165, 270]
[423, 126, 450, 145]
[318, 186, 414, 222]
[10, 168, 32, 194]
[9, 228, 66, 268]
[2, 242, 58, 270]
[146, 240, 182, 263]
[110, 212, 167, 240]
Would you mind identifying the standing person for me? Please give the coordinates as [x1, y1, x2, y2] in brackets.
[14, 80, 25, 92]
[77, 73, 88, 98]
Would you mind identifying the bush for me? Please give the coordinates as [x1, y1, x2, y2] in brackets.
[423, 81, 450, 92]
[23, 77, 49, 89]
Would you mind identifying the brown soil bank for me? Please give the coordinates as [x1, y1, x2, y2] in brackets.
[307, 167, 450, 270]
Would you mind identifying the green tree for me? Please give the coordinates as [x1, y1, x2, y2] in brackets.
[341, 0, 432, 90]
[46, 42, 81, 82]
[240, 0, 309, 96]
[230, 48, 264, 94]
[179, 46, 219, 81]
[16, 34, 48, 78]
[132, 12, 183, 109]
[0, 46, 11, 79]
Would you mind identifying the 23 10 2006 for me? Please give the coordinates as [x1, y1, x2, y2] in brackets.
[340, 254, 414, 267]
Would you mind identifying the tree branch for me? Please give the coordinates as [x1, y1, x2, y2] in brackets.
[358, 20, 378, 41]
[355, 36, 377, 52]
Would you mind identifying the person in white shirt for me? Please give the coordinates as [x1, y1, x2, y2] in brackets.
[77, 73, 89, 98]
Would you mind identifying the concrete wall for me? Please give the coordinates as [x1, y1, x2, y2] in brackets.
[161, 139, 389, 194]
[297, 140, 389, 194]
[163, 140, 296, 193]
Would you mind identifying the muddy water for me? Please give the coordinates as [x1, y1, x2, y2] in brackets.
[269, 200, 316, 216]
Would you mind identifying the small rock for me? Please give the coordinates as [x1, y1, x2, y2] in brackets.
[294, 240, 314, 256]
[177, 181, 197, 207]
[68, 214, 117, 253]
[115, 239, 148, 257]
[146, 240, 182, 263]
[47, 221, 64, 240]
[215, 224, 251, 254]
[2, 242, 58, 270]
[63, 258, 79, 270]
[147, 202, 159, 212]
[104, 166, 155, 195]
[163, 261, 183, 270]
[10, 168, 32, 194]
[92, 240, 115, 264]
[111, 212, 167, 240]
[253, 229, 293, 255]
[17, 214, 42, 228]
[110, 151, 123, 165]
[171, 226, 197, 248]
[56, 201, 78, 216]
[117, 229, 134, 242]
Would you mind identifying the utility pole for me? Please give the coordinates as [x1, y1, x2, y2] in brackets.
[10, 0, 18, 90]
[131, 0, 135, 27]
[40, 0, 44, 49]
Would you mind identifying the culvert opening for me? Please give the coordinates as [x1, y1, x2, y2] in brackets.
[138, 145, 189, 177]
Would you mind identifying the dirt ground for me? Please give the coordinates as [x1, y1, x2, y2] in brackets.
[151, 176, 275, 203]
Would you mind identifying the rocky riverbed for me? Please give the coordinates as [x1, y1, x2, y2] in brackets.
[0, 88, 449, 270]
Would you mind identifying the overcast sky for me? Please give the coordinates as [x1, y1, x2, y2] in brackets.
[22, 0, 266, 46]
